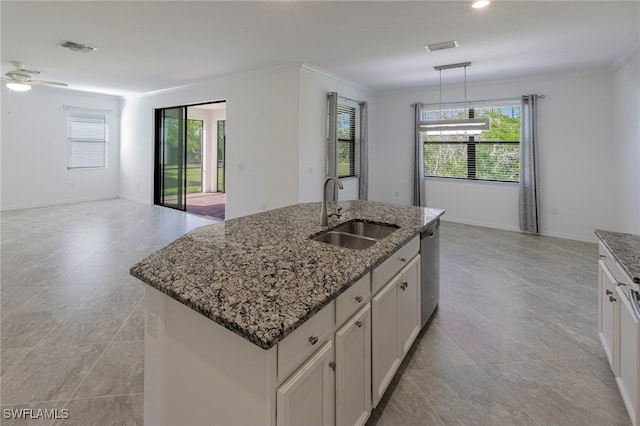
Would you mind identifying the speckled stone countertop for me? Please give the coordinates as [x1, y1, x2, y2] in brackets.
[130, 200, 444, 349]
[595, 229, 640, 284]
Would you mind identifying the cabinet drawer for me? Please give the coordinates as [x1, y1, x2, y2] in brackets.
[336, 273, 371, 326]
[372, 236, 419, 294]
[278, 302, 335, 381]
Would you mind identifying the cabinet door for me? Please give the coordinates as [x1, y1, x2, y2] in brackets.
[277, 341, 334, 426]
[335, 304, 371, 426]
[599, 260, 619, 375]
[399, 255, 420, 357]
[371, 274, 401, 408]
[618, 285, 640, 425]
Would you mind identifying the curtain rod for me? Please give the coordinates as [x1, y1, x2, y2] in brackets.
[410, 95, 545, 108]
[338, 94, 365, 105]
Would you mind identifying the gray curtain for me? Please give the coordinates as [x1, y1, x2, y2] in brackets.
[358, 101, 368, 200]
[413, 104, 425, 206]
[326, 92, 339, 202]
[519, 95, 540, 234]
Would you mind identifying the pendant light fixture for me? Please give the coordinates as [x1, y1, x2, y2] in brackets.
[419, 62, 490, 135]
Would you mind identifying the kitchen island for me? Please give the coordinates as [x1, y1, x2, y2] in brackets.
[595, 229, 640, 425]
[131, 200, 444, 426]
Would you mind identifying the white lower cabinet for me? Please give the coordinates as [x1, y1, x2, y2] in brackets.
[617, 285, 640, 425]
[599, 258, 620, 375]
[335, 304, 371, 426]
[399, 255, 420, 357]
[277, 340, 335, 426]
[371, 273, 401, 407]
[371, 253, 421, 408]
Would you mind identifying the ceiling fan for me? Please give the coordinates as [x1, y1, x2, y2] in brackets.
[3, 61, 68, 91]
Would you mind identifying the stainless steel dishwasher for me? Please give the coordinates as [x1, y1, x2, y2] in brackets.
[420, 219, 440, 328]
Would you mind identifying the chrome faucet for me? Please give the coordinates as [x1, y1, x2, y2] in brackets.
[321, 176, 343, 226]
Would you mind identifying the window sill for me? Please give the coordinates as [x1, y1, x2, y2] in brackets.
[424, 176, 518, 187]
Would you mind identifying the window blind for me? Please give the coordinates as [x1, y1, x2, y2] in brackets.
[337, 104, 356, 178]
[422, 103, 521, 183]
[67, 109, 107, 168]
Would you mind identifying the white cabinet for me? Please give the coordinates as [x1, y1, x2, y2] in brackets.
[335, 304, 371, 426]
[599, 258, 620, 375]
[371, 248, 421, 408]
[617, 285, 640, 425]
[277, 340, 335, 426]
[371, 273, 402, 407]
[399, 255, 420, 357]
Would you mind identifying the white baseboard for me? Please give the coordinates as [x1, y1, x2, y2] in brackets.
[118, 193, 152, 205]
[441, 217, 597, 243]
[0, 195, 118, 212]
[440, 216, 520, 233]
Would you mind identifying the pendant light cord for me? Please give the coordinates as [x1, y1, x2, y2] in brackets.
[438, 69, 442, 119]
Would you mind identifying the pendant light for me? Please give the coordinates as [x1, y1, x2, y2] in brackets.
[419, 62, 490, 135]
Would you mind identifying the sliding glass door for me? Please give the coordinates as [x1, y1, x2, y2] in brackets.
[155, 106, 186, 211]
[217, 120, 225, 193]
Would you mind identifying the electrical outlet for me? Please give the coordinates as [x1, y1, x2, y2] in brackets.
[551, 208, 559, 215]
[395, 192, 400, 198]
[147, 307, 158, 340]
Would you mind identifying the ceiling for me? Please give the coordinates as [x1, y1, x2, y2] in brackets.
[2, 1, 639, 97]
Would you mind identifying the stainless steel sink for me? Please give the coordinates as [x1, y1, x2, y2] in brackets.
[311, 220, 398, 250]
[333, 220, 398, 240]
[311, 231, 377, 250]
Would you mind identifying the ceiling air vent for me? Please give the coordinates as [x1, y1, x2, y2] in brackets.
[424, 40, 459, 52]
[58, 40, 97, 54]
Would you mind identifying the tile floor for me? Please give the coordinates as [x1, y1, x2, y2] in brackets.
[0, 200, 629, 425]
[1, 200, 216, 425]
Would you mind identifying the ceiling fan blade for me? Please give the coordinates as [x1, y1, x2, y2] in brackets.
[30, 80, 69, 87]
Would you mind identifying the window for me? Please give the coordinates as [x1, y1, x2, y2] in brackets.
[423, 103, 521, 182]
[67, 109, 107, 168]
[337, 104, 356, 178]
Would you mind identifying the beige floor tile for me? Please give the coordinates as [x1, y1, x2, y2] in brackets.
[52, 394, 143, 426]
[1, 343, 104, 405]
[73, 341, 143, 398]
[482, 361, 630, 425]
[411, 366, 537, 425]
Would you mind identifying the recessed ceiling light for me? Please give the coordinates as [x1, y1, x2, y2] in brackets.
[472, 1, 490, 9]
[425, 40, 459, 52]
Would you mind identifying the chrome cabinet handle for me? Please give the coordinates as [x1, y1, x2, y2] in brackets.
[400, 257, 407, 263]
[599, 254, 606, 258]
[309, 336, 318, 345]
[355, 296, 363, 303]
[610, 296, 617, 303]
[606, 289, 613, 295]
[355, 321, 363, 328]
[400, 282, 408, 291]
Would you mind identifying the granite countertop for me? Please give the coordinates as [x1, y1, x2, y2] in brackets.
[595, 229, 640, 284]
[130, 200, 444, 349]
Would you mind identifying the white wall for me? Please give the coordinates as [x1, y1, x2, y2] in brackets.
[612, 50, 640, 234]
[119, 65, 299, 219]
[1, 86, 120, 210]
[372, 71, 618, 241]
[297, 65, 375, 202]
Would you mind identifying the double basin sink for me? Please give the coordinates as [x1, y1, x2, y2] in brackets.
[311, 220, 398, 250]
